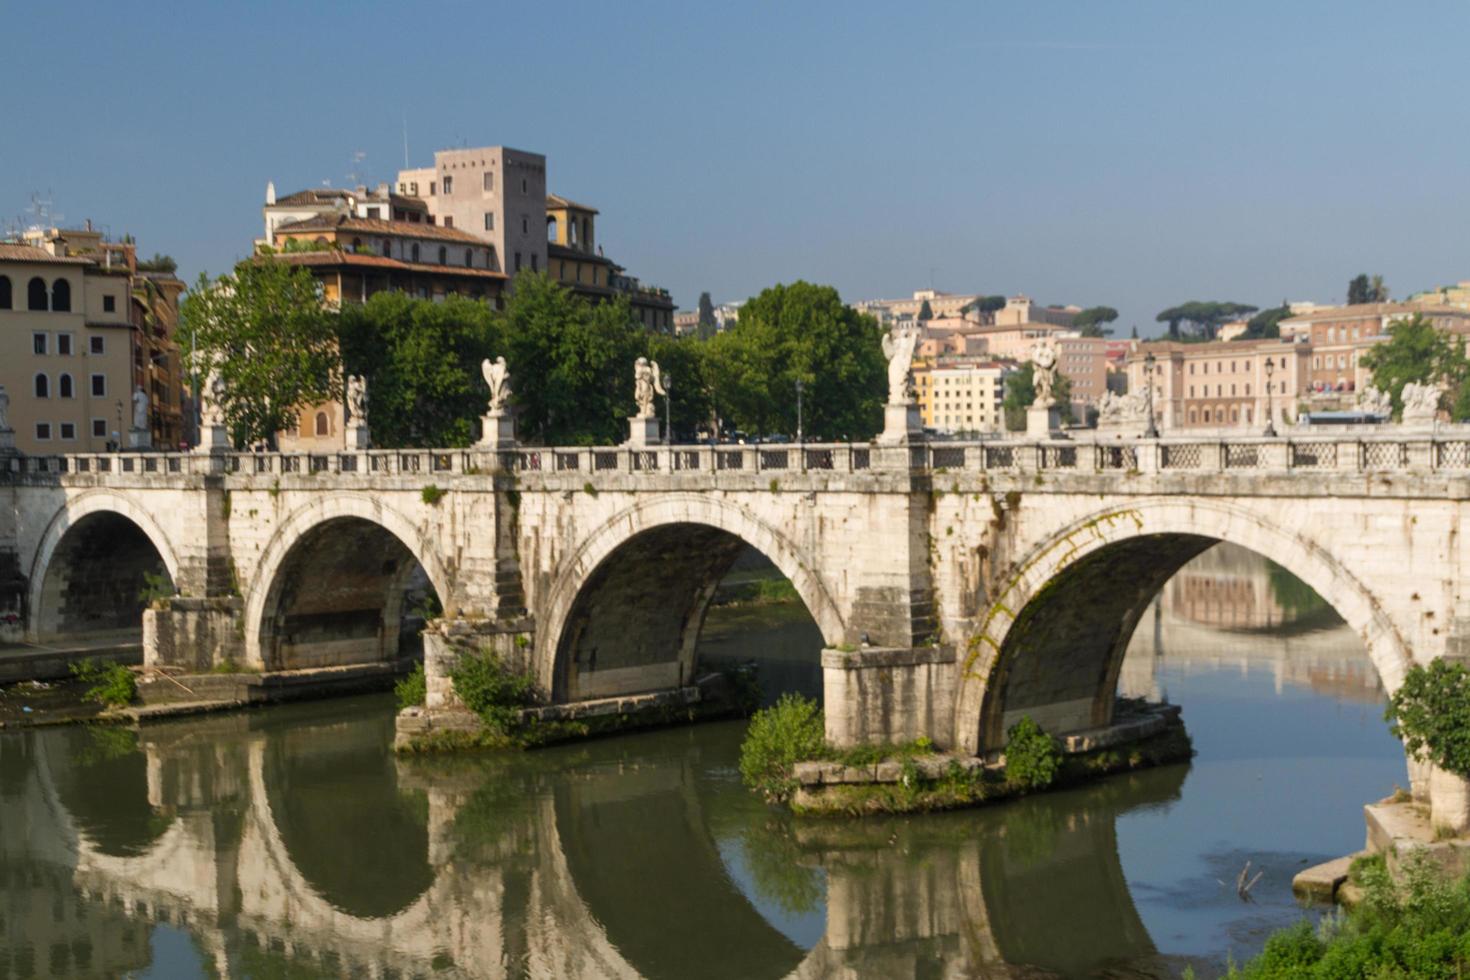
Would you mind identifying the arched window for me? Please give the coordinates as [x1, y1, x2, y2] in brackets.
[465, 249, 473, 268]
[582, 218, 591, 247]
[51, 279, 70, 312]
[28, 277, 47, 311]
[34, 374, 48, 398]
[58, 373, 73, 398]
[411, 243, 420, 263]
[548, 217, 559, 242]
[0, 275, 10, 309]
[438, 246, 447, 264]
[314, 411, 329, 436]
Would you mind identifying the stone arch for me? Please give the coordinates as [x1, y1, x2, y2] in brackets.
[955, 496, 1413, 755]
[536, 494, 844, 698]
[243, 494, 452, 669]
[28, 490, 183, 641]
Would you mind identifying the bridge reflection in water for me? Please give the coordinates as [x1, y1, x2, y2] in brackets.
[0, 696, 1190, 979]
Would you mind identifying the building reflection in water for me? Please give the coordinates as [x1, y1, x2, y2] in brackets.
[1120, 542, 1384, 705]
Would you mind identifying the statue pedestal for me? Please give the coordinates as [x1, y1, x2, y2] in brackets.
[128, 427, 152, 450]
[345, 423, 371, 450]
[625, 416, 663, 448]
[476, 412, 516, 450]
[1027, 404, 1063, 439]
[876, 402, 924, 446]
[0, 429, 17, 453]
[195, 423, 230, 454]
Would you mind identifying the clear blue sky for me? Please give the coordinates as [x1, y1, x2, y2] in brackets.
[6, 1, 1469, 336]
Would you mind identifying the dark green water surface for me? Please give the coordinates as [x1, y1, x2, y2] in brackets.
[0, 548, 1406, 978]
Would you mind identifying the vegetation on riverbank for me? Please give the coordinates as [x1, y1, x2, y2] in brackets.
[71, 659, 137, 708]
[1386, 659, 1470, 778]
[395, 662, 427, 709]
[1214, 853, 1470, 979]
[738, 694, 1190, 814]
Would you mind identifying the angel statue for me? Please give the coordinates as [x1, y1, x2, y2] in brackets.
[881, 324, 919, 405]
[634, 357, 666, 419]
[346, 374, 368, 425]
[1401, 381, 1443, 424]
[481, 356, 511, 414]
[1029, 339, 1059, 408]
[132, 386, 149, 431]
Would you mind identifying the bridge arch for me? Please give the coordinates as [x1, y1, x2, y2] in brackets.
[537, 493, 845, 699]
[28, 490, 182, 641]
[243, 494, 453, 670]
[957, 496, 1413, 755]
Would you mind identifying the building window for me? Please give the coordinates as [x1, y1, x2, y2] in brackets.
[483, 172, 494, 191]
[548, 217, 558, 242]
[582, 218, 591, 248]
[314, 411, 329, 436]
[33, 333, 47, 355]
[442, 176, 453, 194]
[465, 249, 474, 268]
[382, 239, 392, 257]
[531, 254, 538, 272]
[92, 418, 106, 438]
[429, 181, 437, 196]
[28, 277, 47, 311]
[57, 333, 71, 355]
[91, 374, 105, 397]
[51, 279, 70, 312]
[352, 237, 362, 251]
[521, 178, 527, 194]
[35, 423, 50, 441]
[443, 215, 453, 228]
[103, 294, 116, 313]
[0, 275, 9, 309]
[438, 246, 447, 264]
[366, 207, 381, 219]
[89, 336, 104, 355]
[521, 215, 528, 234]
[34, 374, 48, 398]
[484, 212, 495, 231]
[514, 252, 522, 272]
[58, 374, 73, 398]
[411, 243, 420, 263]
[59, 422, 75, 440]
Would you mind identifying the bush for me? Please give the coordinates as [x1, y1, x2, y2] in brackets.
[739, 693, 826, 804]
[395, 662, 427, 709]
[450, 649, 535, 734]
[1004, 716, 1061, 791]
[137, 570, 173, 606]
[70, 659, 137, 708]
[1386, 660, 1470, 777]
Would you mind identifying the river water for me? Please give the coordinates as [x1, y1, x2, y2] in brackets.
[0, 544, 1405, 979]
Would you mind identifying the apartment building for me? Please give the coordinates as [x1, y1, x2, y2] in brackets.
[913, 359, 1012, 434]
[545, 194, 673, 331]
[1278, 301, 1470, 395]
[1125, 340, 1309, 431]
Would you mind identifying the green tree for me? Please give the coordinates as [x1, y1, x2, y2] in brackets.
[1360, 313, 1470, 418]
[339, 292, 500, 447]
[1239, 304, 1292, 340]
[496, 272, 643, 445]
[1002, 363, 1074, 431]
[974, 295, 1007, 314]
[704, 282, 884, 440]
[1073, 306, 1119, 337]
[1348, 273, 1390, 305]
[180, 261, 341, 448]
[917, 299, 934, 322]
[697, 291, 715, 329]
[1154, 301, 1259, 340]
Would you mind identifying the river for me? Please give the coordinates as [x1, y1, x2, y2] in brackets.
[0, 543, 1405, 979]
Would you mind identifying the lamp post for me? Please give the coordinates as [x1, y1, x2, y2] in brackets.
[1264, 357, 1277, 437]
[1143, 352, 1159, 439]
[796, 379, 805, 445]
[663, 372, 673, 445]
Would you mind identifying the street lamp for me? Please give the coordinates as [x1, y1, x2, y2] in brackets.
[1264, 357, 1277, 437]
[663, 371, 673, 445]
[1143, 352, 1160, 439]
[796, 379, 805, 445]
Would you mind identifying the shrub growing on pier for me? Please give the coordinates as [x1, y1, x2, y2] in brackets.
[1385, 659, 1470, 778]
[395, 662, 427, 709]
[1004, 716, 1061, 791]
[450, 649, 536, 735]
[70, 659, 137, 709]
[739, 693, 826, 804]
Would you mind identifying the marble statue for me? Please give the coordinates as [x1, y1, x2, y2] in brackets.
[1401, 381, 1443, 424]
[346, 374, 368, 424]
[1097, 389, 1148, 425]
[1029, 339, 1059, 408]
[0, 385, 12, 431]
[201, 369, 227, 428]
[132, 386, 148, 431]
[880, 324, 919, 404]
[482, 356, 511, 414]
[1357, 385, 1392, 418]
[634, 357, 665, 419]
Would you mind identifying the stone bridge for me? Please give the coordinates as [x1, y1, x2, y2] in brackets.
[3, 433, 1469, 825]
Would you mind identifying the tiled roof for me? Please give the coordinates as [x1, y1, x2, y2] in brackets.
[275, 213, 487, 245]
[546, 193, 599, 214]
[272, 188, 354, 207]
[1280, 302, 1470, 324]
[261, 250, 507, 280]
[0, 243, 95, 265]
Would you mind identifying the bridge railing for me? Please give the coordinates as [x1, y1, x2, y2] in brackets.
[18, 434, 1470, 480]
